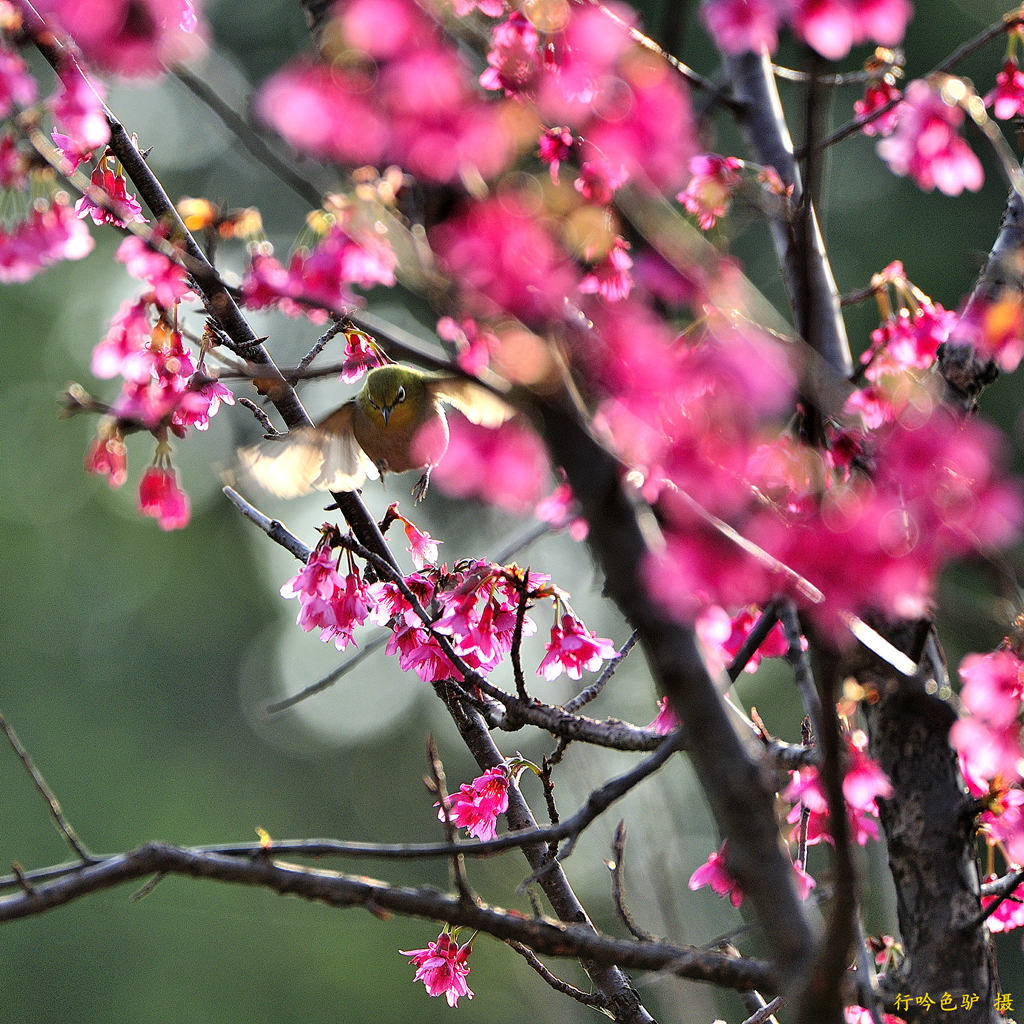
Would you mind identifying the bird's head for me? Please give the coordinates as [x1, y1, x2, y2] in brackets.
[358, 364, 428, 428]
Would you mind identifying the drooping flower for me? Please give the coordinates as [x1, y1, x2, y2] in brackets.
[84, 429, 127, 488]
[985, 57, 1024, 120]
[877, 78, 983, 196]
[854, 77, 902, 137]
[688, 842, 744, 906]
[137, 464, 190, 530]
[537, 613, 617, 681]
[77, 163, 147, 229]
[538, 126, 574, 183]
[400, 930, 474, 1007]
[437, 766, 510, 840]
[281, 545, 374, 651]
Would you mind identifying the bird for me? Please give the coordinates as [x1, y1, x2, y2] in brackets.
[236, 363, 514, 503]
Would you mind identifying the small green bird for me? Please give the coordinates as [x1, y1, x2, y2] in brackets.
[237, 364, 513, 503]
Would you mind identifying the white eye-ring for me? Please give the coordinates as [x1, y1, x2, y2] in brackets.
[396, 386, 406, 403]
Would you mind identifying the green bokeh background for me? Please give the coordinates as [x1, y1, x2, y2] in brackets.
[1, 1, 1023, 1022]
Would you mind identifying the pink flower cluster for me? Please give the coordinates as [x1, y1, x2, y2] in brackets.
[877, 78, 983, 196]
[241, 220, 397, 321]
[425, 414, 550, 513]
[256, 0, 511, 185]
[985, 57, 1024, 121]
[81, 237, 234, 529]
[950, 295, 1024, 374]
[0, 197, 93, 283]
[31, 0, 207, 77]
[950, 648, 1024, 866]
[537, 613, 617, 681]
[678, 154, 742, 230]
[785, 730, 894, 846]
[437, 765, 511, 841]
[282, 543, 622, 690]
[701, 0, 912, 61]
[400, 929, 474, 1007]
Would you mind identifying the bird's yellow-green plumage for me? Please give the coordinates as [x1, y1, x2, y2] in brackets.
[236, 363, 513, 503]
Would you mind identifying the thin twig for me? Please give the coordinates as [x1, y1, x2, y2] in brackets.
[510, 568, 531, 701]
[0, 712, 92, 862]
[221, 487, 312, 563]
[294, 318, 349, 379]
[426, 736, 475, 904]
[726, 600, 783, 681]
[507, 940, 608, 1008]
[608, 822, 658, 942]
[740, 995, 784, 1024]
[562, 630, 639, 713]
[265, 638, 387, 715]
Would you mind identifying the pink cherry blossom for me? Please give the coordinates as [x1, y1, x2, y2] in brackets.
[77, 163, 147, 229]
[0, 198, 94, 283]
[386, 622, 459, 682]
[700, 0, 782, 56]
[579, 236, 633, 303]
[538, 126, 574, 183]
[438, 766, 510, 840]
[395, 513, 440, 569]
[688, 842, 744, 906]
[430, 194, 579, 323]
[845, 1007, 906, 1024]
[281, 547, 374, 651]
[535, 480, 588, 540]
[255, 61, 388, 168]
[854, 78, 902, 137]
[958, 650, 1024, 732]
[137, 464, 190, 530]
[436, 317, 499, 377]
[861, 303, 955, 382]
[877, 79, 983, 196]
[981, 873, 1024, 933]
[951, 296, 1024, 373]
[478, 12, 542, 97]
[33, 0, 207, 77]
[425, 415, 549, 513]
[50, 71, 109, 155]
[84, 432, 127, 488]
[116, 236, 190, 307]
[400, 931, 474, 1006]
[338, 329, 386, 383]
[649, 695, 680, 735]
[173, 375, 234, 432]
[537, 613, 617, 681]
[986, 57, 1024, 120]
[0, 45, 37, 117]
[678, 154, 743, 230]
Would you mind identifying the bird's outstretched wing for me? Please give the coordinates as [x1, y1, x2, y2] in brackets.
[428, 376, 515, 428]
[234, 402, 377, 498]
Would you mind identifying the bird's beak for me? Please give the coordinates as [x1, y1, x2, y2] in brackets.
[381, 405, 392, 426]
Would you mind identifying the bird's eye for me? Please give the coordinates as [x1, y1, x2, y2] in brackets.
[396, 386, 406, 404]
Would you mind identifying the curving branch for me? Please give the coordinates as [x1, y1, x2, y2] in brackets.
[0, 839, 775, 991]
